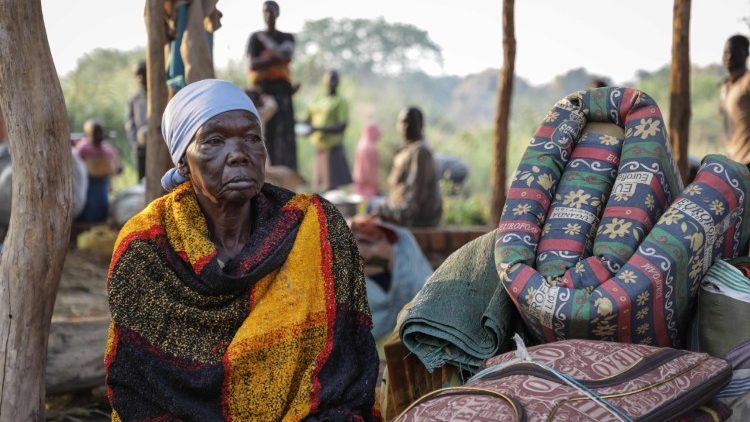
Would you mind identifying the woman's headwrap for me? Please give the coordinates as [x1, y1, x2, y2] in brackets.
[160, 79, 260, 191]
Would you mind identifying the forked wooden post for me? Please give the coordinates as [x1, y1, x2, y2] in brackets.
[669, 0, 692, 182]
[145, 0, 173, 202]
[0, 1, 72, 419]
[490, 0, 516, 227]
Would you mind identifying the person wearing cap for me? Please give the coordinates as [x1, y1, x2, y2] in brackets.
[105, 79, 378, 421]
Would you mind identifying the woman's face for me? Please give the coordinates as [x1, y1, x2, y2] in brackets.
[184, 110, 266, 206]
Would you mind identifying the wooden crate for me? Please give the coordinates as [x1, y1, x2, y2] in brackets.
[381, 332, 459, 420]
[409, 226, 490, 268]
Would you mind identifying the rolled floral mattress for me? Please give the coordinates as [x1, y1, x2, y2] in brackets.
[496, 87, 750, 347]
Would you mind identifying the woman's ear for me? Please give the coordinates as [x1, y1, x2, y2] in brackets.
[177, 160, 190, 177]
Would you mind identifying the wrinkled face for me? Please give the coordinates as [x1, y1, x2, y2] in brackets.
[184, 110, 266, 206]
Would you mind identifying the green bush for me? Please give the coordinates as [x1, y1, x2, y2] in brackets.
[440, 180, 489, 226]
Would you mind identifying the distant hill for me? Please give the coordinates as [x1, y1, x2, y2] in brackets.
[58, 47, 728, 196]
[441, 66, 722, 131]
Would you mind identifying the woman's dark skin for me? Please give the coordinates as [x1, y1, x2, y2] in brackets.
[177, 109, 266, 262]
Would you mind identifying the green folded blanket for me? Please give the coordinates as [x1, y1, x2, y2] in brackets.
[400, 232, 516, 373]
[700, 259, 750, 358]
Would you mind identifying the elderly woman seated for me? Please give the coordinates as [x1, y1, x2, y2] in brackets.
[105, 80, 378, 421]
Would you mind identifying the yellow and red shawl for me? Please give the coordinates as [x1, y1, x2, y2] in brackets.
[105, 182, 379, 421]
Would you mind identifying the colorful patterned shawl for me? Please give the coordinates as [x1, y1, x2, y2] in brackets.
[105, 182, 379, 421]
[496, 87, 750, 347]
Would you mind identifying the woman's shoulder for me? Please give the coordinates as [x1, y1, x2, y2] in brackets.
[115, 187, 179, 246]
[120, 204, 162, 236]
[109, 193, 174, 274]
[260, 182, 301, 210]
[263, 184, 344, 221]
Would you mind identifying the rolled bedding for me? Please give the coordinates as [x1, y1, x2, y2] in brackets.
[497, 87, 750, 347]
[399, 87, 750, 375]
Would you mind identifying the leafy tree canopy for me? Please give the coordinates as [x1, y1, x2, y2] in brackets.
[295, 17, 443, 77]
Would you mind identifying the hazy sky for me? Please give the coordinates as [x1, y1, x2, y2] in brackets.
[42, 0, 749, 85]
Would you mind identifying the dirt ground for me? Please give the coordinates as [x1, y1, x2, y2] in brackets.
[52, 249, 110, 319]
[46, 248, 111, 421]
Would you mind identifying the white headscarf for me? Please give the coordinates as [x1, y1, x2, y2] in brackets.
[160, 79, 260, 190]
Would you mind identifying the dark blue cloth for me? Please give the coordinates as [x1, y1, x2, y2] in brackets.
[77, 176, 109, 223]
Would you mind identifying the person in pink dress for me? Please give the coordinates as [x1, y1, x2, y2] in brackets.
[75, 119, 122, 222]
[353, 122, 380, 200]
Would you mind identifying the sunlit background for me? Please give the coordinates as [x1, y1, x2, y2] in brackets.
[40, 0, 750, 224]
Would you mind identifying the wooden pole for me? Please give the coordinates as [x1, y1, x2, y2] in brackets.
[490, 0, 516, 227]
[145, 0, 173, 202]
[669, 0, 691, 183]
[182, 0, 216, 83]
[0, 1, 72, 419]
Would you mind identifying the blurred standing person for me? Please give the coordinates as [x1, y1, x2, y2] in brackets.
[246, 0, 297, 170]
[353, 122, 381, 199]
[720, 34, 750, 165]
[76, 119, 122, 223]
[244, 87, 278, 131]
[1, 114, 88, 246]
[125, 60, 149, 182]
[69, 139, 89, 224]
[303, 70, 352, 192]
[371, 107, 442, 227]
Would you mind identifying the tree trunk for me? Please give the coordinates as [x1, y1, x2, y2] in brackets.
[145, 0, 173, 202]
[490, 0, 516, 227]
[0, 1, 72, 419]
[182, 0, 216, 83]
[669, 0, 691, 183]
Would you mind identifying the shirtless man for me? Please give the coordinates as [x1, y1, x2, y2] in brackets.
[720, 34, 750, 165]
